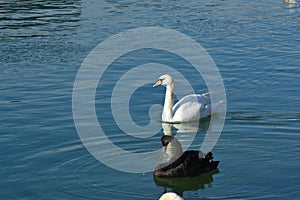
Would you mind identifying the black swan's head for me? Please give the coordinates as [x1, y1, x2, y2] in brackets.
[161, 135, 174, 147]
[160, 135, 183, 154]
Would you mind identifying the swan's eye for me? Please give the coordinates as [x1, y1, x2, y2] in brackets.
[159, 78, 165, 82]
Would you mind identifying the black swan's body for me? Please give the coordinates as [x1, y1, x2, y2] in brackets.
[154, 136, 219, 178]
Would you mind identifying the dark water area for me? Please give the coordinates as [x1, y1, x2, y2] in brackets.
[1, 0, 300, 199]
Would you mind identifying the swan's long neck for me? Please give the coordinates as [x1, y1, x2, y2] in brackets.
[162, 83, 174, 122]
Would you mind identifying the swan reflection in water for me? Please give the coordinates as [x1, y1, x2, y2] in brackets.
[155, 169, 219, 197]
[154, 122, 220, 197]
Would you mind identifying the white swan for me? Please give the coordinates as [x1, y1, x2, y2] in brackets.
[153, 74, 223, 123]
[159, 192, 184, 200]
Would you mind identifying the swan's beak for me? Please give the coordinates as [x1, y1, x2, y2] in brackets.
[153, 80, 162, 87]
[162, 146, 167, 152]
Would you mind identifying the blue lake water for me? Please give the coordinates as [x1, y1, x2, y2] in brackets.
[1, 0, 300, 199]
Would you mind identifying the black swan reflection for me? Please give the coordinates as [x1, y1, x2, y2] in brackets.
[154, 169, 219, 196]
[154, 135, 219, 178]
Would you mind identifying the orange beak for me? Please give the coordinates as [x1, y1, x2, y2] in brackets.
[153, 80, 162, 87]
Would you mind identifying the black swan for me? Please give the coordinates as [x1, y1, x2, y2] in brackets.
[154, 135, 219, 178]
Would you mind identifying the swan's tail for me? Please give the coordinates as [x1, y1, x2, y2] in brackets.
[210, 100, 224, 115]
[202, 92, 211, 98]
[205, 152, 213, 160]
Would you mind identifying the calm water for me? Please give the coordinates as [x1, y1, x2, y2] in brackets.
[1, 0, 300, 199]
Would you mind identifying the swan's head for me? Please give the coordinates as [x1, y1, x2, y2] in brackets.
[161, 135, 175, 152]
[153, 74, 173, 87]
[159, 192, 184, 200]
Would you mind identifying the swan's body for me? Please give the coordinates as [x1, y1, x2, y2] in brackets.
[154, 135, 219, 178]
[159, 192, 184, 200]
[153, 74, 223, 123]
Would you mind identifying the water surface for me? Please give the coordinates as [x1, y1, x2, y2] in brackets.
[1, 0, 300, 199]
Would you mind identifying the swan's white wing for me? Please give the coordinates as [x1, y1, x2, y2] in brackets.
[172, 94, 223, 122]
[172, 101, 202, 122]
[172, 94, 210, 114]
